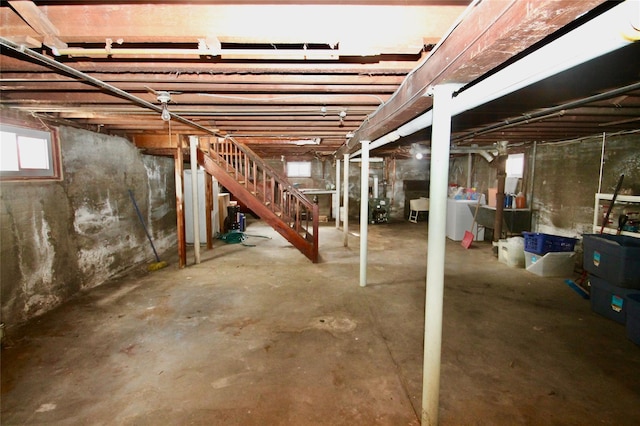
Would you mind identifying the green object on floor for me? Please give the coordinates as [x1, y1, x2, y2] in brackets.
[217, 231, 271, 247]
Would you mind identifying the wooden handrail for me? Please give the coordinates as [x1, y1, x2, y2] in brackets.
[199, 136, 319, 262]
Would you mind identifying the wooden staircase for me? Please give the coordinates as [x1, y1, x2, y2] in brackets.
[197, 136, 319, 263]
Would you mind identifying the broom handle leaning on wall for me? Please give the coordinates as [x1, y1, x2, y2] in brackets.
[128, 189, 162, 263]
[600, 174, 624, 235]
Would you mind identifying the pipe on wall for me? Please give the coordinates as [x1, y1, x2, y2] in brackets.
[410, 143, 497, 162]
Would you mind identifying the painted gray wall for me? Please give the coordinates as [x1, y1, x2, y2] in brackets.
[1, 126, 176, 328]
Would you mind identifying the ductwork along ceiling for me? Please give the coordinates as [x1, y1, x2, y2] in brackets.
[1, 1, 639, 158]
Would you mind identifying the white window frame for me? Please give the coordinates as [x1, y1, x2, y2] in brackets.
[286, 161, 312, 178]
[0, 123, 62, 181]
[506, 153, 524, 178]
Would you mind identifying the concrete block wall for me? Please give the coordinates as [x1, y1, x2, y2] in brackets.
[0, 125, 176, 329]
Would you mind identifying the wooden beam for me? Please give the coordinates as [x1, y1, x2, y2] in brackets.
[205, 170, 214, 250]
[133, 133, 180, 149]
[8, 1, 67, 49]
[337, 0, 608, 156]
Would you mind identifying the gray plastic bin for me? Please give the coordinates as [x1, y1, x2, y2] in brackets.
[583, 234, 640, 289]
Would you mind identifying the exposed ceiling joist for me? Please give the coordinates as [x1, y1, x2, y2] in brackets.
[1, 0, 638, 158]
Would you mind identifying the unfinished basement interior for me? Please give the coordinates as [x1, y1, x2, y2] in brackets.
[1, 1, 640, 424]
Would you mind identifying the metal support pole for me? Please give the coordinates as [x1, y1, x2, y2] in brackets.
[189, 136, 201, 264]
[373, 175, 379, 199]
[335, 159, 341, 229]
[174, 144, 186, 269]
[467, 153, 473, 189]
[422, 85, 456, 426]
[359, 140, 370, 287]
[343, 153, 350, 247]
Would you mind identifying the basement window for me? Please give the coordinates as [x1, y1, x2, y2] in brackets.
[0, 124, 62, 181]
[286, 161, 311, 178]
[506, 153, 524, 178]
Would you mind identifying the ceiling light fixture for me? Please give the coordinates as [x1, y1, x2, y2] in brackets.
[156, 91, 172, 121]
[339, 110, 347, 127]
[161, 104, 171, 121]
[293, 138, 321, 146]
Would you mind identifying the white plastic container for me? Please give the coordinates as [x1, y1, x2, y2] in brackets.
[498, 237, 525, 268]
[525, 251, 576, 277]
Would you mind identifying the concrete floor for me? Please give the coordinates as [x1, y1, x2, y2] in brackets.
[2, 220, 639, 425]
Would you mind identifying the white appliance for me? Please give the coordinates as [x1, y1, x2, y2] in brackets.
[446, 197, 485, 241]
[184, 170, 219, 244]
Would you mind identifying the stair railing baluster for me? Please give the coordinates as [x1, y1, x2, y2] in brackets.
[197, 136, 318, 262]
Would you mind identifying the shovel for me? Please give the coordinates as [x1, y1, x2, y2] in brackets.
[462, 200, 481, 249]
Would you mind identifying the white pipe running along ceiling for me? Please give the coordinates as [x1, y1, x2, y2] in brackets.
[349, 0, 638, 158]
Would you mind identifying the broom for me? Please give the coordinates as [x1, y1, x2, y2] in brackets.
[128, 189, 168, 271]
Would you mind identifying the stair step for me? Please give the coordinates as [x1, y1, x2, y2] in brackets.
[198, 145, 317, 263]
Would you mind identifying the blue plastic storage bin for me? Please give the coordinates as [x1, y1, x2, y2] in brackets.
[589, 275, 640, 325]
[626, 293, 640, 346]
[583, 234, 640, 289]
[522, 232, 577, 255]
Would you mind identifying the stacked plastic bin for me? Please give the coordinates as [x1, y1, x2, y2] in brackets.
[522, 232, 578, 277]
[583, 234, 640, 345]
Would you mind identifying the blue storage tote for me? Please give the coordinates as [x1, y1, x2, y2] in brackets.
[522, 232, 577, 255]
[583, 234, 640, 289]
[627, 293, 640, 346]
[589, 275, 640, 324]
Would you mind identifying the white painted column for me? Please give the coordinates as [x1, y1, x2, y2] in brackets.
[189, 136, 201, 264]
[422, 85, 456, 425]
[335, 159, 341, 229]
[359, 140, 370, 287]
[373, 175, 379, 199]
[467, 153, 473, 189]
[343, 153, 350, 247]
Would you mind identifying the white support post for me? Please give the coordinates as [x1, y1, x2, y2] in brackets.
[189, 136, 201, 264]
[343, 153, 350, 247]
[359, 140, 370, 288]
[335, 159, 341, 229]
[467, 153, 473, 189]
[373, 175, 379, 199]
[422, 85, 456, 425]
